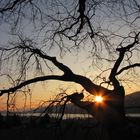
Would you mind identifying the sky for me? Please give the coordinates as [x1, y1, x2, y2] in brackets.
[0, 0, 140, 111]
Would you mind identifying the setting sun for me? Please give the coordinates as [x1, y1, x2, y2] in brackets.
[95, 96, 103, 103]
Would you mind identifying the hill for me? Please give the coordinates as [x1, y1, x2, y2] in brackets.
[33, 92, 140, 114]
[33, 103, 87, 114]
[125, 91, 140, 113]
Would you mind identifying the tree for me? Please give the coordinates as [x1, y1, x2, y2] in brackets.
[0, 0, 140, 126]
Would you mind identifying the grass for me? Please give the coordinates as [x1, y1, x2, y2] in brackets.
[0, 115, 140, 140]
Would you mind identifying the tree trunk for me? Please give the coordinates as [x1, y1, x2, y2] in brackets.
[70, 85, 126, 127]
[90, 86, 126, 127]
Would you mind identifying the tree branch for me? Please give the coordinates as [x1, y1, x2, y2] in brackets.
[17, 43, 73, 75]
[0, 0, 27, 13]
[109, 32, 140, 89]
[0, 72, 110, 97]
[54, 0, 95, 39]
[116, 32, 140, 52]
[0, 75, 64, 96]
[117, 63, 140, 75]
[0, 43, 111, 96]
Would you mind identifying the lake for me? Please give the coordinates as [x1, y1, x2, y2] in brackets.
[1, 112, 140, 119]
[14, 113, 140, 119]
[21, 113, 93, 119]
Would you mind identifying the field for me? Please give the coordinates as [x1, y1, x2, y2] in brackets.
[0, 115, 140, 140]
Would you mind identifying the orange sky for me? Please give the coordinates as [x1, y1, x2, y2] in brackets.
[0, 49, 140, 111]
[0, 73, 140, 112]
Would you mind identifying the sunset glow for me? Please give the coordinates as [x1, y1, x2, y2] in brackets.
[95, 96, 103, 103]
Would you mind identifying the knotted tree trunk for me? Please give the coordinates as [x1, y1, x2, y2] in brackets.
[69, 80, 126, 126]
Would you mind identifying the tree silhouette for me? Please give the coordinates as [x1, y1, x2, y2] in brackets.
[0, 0, 140, 126]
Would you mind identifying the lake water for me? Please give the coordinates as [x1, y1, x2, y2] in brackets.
[125, 113, 140, 118]
[21, 113, 93, 119]
[1, 112, 140, 119]
[15, 113, 140, 119]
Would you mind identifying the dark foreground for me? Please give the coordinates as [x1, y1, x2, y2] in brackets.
[0, 115, 140, 140]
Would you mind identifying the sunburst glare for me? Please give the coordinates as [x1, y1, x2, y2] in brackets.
[95, 96, 103, 103]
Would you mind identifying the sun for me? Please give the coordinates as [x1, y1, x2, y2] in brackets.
[95, 96, 103, 103]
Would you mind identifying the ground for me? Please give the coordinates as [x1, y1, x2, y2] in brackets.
[0, 116, 140, 140]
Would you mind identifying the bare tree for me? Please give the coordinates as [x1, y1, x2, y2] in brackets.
[0, 0, 140, 126]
